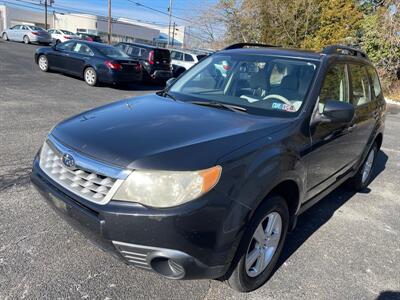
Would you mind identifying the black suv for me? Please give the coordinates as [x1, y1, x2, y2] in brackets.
[31, 43, 385, 292]
[115, 42, 172, 82]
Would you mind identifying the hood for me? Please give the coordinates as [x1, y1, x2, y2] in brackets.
[51, 94, 292, 170]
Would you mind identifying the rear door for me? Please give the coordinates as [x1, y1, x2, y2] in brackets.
[64, 42, 95, 76]
[347, 63, 376, 158]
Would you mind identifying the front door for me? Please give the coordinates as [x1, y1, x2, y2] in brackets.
[47, 41, 76, 70]
[306, 63, 356, 199]
[63, 42, 94, 76]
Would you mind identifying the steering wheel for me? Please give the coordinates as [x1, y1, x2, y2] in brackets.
[263, 94, 292, 106]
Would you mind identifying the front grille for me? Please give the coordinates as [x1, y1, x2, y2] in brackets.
[39, 139, 126, 204]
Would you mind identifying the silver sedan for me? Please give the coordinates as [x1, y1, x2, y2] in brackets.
[1, 24, 52, 45]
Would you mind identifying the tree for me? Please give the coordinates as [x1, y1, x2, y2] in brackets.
[302, 0, 363, 49]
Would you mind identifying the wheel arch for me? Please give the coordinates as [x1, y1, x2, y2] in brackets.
[374, 132, 383, 150]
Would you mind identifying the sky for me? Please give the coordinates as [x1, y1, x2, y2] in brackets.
[3, 0, 218, 28]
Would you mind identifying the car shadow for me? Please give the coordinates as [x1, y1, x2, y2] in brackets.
[274, 150, 388, 273]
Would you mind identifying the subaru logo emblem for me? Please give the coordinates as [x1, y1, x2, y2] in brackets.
[62, 153, 75, 168]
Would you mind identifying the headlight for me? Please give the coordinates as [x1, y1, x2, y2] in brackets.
[113, 166, 222, 208]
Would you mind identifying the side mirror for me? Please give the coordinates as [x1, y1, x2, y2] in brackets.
[320, 100, 355, 124]
[166, 77, 176, 88]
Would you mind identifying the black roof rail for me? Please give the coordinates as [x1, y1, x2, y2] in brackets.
[223, 43, 278, 50]
[322, 45, 369, 59]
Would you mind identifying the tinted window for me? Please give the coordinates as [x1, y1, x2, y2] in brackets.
[73, 43, 94, 56]
[170, 55, 318, 116]
[29, 26, 44, 31]
[367, 67, 382, 99]
[185, 54, 194, 62]
[96, 45, 129, 59]
[61, 30, 75, 35]
[171, 51, 183, 60]
[319, 64, 349, 113]
[56, 41, 75, 51]
[349, 64, 371, 106]
[154, 49, 170, 60]
[197, 54, 207, 61]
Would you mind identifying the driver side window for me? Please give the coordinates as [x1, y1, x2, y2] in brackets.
[319, 64, 349, 113]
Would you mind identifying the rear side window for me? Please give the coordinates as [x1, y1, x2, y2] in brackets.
[367, 67, 382, 99]
[319, 64, 349, 113]
[185, 54, 194, 62]
[349, 64, 371, 106]
[171, 51, 183, 60]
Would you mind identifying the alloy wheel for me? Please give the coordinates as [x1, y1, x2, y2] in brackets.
[85, 68, 96, 85]
[361, 148, 375, 184]
[38, 56, 48, 71]
[23, 36, 29, 44]
[245, 212, 282, 277]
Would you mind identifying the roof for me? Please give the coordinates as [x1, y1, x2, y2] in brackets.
[219, 47, 323, 61]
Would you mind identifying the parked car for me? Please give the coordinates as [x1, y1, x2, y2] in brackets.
[47, 29, 80, 44]
[77, 33, 103, 43]
[31, 43, 385, 292]
[170, 49, 208, 76]
[115, 42, 172, 82]
[34, 40, 142, 86]
[1, 24, 52, 45]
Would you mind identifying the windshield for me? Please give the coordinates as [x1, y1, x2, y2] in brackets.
[169, 54, 318, 116]
[96, 46, 129, 59]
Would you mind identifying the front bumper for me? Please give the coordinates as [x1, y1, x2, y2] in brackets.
[31, 156, 245, 279]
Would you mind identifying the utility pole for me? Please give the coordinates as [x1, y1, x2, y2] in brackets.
[108, 0, 112, 44]
[44, 0, 48, 29]
[167, 0, 172, 46]
[171, 22, 176, 47]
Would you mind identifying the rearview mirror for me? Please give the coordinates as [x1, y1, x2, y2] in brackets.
[166, 77, 176, 88]
[321, 100, 355, 123]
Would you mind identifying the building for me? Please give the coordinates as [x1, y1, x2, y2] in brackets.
[0, 4, 53, 32]
[0, 4, 160, 45]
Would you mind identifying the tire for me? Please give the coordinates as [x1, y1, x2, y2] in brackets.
[55, 39, 61, 45]
[347, 143, 378, 191]
[2, 33, 8, 41]
[225, 195, 289, 292]
[23, 35, 30, 44]
[38, 55, 49, 72]
[175, 68, 186, 77]
[84, 67, 98, 86]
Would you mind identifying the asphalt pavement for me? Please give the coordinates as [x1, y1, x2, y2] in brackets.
[0, 41, 399, 300]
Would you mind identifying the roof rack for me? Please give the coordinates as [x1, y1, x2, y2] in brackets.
[322, 45, 369, 59]
[223, 43, 278, 50]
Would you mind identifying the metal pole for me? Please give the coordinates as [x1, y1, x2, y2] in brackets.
[45, 0, 48, 30]
[167, 0, 172, 46]
[108, 0, 111, 44]
[171, 22, 175, 47]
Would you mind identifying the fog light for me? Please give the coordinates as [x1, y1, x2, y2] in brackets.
[150, 257, 185, 279]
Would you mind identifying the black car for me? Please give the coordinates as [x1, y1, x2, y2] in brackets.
[31, 43, 385, 292]
[115, 42, 172, 81]
[35, 41, 142, 86]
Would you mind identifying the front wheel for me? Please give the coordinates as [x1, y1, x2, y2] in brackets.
[348, 143, 378, 191]
[84, 67, 98, 86]
[23, 35, 30, 44]
[225, 195, 289, 292]
[38, 55, 49, 72]
[2, 33, 8, 41]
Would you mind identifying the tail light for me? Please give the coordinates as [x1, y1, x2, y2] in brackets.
[64, 36, 72, 39]
[31, 32, 39, 36]
[148, 50, 154, 65]
[135, 63, 141, 72]
[105, 60, 122, 71]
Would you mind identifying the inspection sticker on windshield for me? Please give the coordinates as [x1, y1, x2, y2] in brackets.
[272, 102, 296, 112]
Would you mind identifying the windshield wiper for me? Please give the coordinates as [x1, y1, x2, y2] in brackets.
[157, 90, 177, 101]
[190, 101, 247, 113]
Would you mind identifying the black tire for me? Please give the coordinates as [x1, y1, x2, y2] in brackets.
[23, 35, 30, 44]
[347, 143, 378, 191]
[84, 67, 98, 86]
[225, 195, 289, 292]
[2, 33, 8, 41]
[175, 68, 186, 77]
[55, 39, 61, 45]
